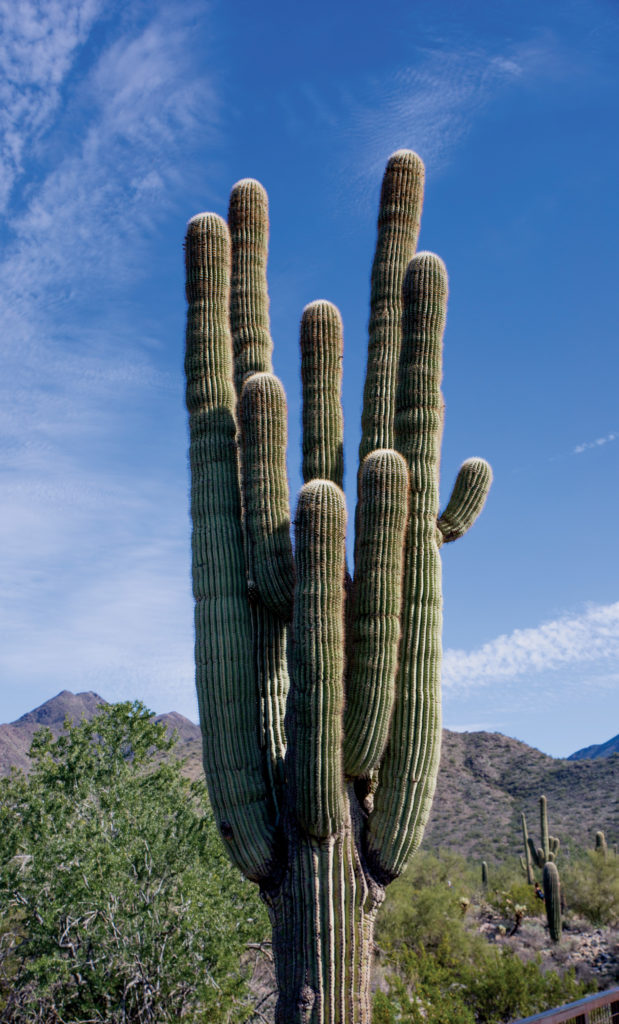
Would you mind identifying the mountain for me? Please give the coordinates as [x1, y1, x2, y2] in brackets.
[568, 734, 619, 761]
[1, 693, 616, 860]
[0, 691, 202, 776]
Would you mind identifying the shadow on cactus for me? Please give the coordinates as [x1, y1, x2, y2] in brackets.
[184, 150, 492, 1023]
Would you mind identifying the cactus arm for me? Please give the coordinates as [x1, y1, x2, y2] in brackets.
[358, 150, 425, 466]
[287, 481, 347, 838]
[343, 449, 408, 778]
[437, 458, 493, 545]
[543, 861, 562, 942]
[228, 178, 273, 392]
[540, 795, 550, 862]
[365, 252, 447, 882]
[228, 182, 293, 818]
[184, 213, 275, 881]
[239, 373, 295, 618]
[300, 301, 344, 488]
[521, 812, 535, 883]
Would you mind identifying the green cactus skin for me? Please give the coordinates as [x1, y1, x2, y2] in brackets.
[343, 449, 408, 778]
[239, 372, 294, 619]
[438, 459, 494, 545]
[543, 861, 562, 942]
[300, 301, 344, 488]
[184, 213, 275, 881]
[526, 795, 559, 869]
[288, 480, 347, 838]
[228, 179, 273, 394]
[481, 860, 489, 889]
[184, 153, 492, 1022]
[521, 812, 535, 884]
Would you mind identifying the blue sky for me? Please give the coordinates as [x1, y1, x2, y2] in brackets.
[1, 0, 617, 757]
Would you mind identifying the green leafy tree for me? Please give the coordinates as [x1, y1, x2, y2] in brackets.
[0, 702, 268, 1023]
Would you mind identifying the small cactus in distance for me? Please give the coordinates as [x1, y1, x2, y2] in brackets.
[543, 861, 562, 942]
[526, 795, 560, 869]
[595, 830, 608, 857]
[481, 860, 489, 889]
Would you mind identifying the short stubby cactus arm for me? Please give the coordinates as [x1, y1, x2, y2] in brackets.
[287, 481, 347, 838]
[437, 458, 492, 545]
[228, 178, 273, 393]
[184, 212, 275, 882]
[300, 301, 344, 488]
[366, 252, 447, 883]
[343, 449, 408, 778]
[239, 373, 295, 618]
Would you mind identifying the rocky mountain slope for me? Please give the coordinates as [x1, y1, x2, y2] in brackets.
[1, 691, 616, 860]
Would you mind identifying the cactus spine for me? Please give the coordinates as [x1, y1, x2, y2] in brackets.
[543, 861, 562, 942]
[184, 152, 492, 1023]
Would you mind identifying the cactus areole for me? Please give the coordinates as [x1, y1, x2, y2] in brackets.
[184, 151, 492, 1024]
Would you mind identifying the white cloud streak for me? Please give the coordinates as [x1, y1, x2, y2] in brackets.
[0, 0, 105, 213]
[443, 601, 619, 691]
[0, 6, 216, 721]
[573, 432, 617, 454]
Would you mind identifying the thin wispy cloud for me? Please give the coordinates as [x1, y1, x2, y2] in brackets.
[443, 601, 619, 692]
[0, 5, 217, 719]
[573, 432, 617, 454]
[0, 0, 105, 213]
[341, 36, 564, 194]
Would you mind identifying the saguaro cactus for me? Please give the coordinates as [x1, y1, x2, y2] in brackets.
[184, 151, 492, 1023]
[526, 795, 560, 869]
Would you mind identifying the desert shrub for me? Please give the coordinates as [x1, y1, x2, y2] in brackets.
[562, 849, 619, 926]
[0, 702, 268, 1023]
[375, 850, 593, 1024]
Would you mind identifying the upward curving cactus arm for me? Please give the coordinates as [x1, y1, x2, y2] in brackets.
[287, 481, 347, 838]
[358, 150, 425, 465]
[343, 449, 408, 778]
[184, 213, 275, 881]
[239, 372, 294, 618]
[300, 301, 344, 488]
[365, 252, 447, 882]
[228, 178, 273, 393]
[438, 458, 493, 544]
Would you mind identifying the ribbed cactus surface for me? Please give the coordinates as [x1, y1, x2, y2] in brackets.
[543, 861, 562, 942]
[526, 795, 560, 870]
[184, 151, 492, 1024]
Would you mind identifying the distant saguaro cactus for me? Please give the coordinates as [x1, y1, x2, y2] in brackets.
[595, 830, 608, 857]
[184, 151, 492, 1023]
[526, 795, 560, 869]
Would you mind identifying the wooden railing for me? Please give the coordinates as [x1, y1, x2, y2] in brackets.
[513, 988, 619, 1024]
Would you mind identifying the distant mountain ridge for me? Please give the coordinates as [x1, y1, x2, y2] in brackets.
[568, 733, 619, 761]
[0, 691, 199, 776]
[1, 692, 616, 860]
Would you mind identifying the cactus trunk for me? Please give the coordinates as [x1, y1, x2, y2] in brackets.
[264, 802, 383, 1024]
[183, 153, 492, 1023]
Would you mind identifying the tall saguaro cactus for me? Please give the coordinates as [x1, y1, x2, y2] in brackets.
[184, 151, 492, 1024]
